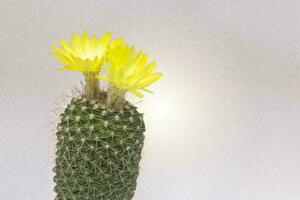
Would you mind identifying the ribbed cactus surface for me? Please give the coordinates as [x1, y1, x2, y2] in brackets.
[54, 96, 145, 200]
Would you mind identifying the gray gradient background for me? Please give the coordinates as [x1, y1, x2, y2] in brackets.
[0, 0, 299, 199]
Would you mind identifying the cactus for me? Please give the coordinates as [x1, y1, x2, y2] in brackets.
[54, 97, 145, 199]
[51, 31, 162, 199]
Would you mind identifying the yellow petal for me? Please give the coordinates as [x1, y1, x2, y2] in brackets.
[50, 52, 71, 65]
[109, 37, 123, 50]
[98, 32, 110, 49]
[130, 89, 144, 98]
[141, 88, 153, 93]
[141, 61, 156, 76]
[58, 39, 74, 55]
[134, 72, 162, 88]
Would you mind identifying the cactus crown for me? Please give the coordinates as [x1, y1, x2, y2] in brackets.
[51, 31, 162, 110]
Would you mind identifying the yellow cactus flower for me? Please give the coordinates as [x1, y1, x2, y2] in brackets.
[51, 31, 111, 73]
[97, 44, 162, 98]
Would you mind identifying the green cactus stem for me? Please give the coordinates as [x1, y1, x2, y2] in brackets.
[53, 96, 145, 200]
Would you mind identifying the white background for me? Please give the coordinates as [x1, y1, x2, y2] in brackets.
[0, 0, 299, 199]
